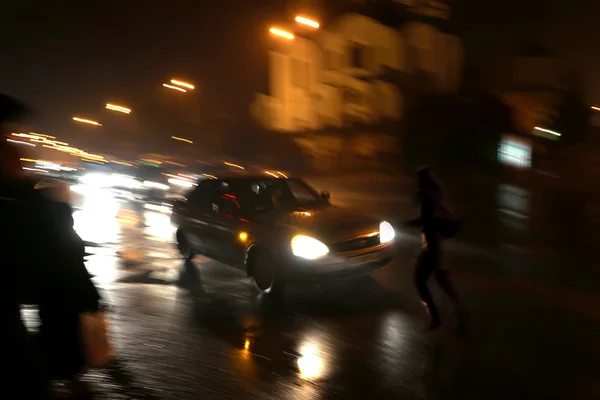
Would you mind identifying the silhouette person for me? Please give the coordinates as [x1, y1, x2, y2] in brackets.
[405, 167, 461, 331]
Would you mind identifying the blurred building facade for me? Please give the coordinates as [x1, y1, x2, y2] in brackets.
[501, 45, 569, 138]
[489, 44, 599, 191]
[251, 0, 464, 170]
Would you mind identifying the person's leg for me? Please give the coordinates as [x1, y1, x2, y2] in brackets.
[434, 268, 467, 336]
[434, 269, 459, 303]
[39, 310, 85, 380]
[8, 330, 51, 399]
[414, 251, 441, 329]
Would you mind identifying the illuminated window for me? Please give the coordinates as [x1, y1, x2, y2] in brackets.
[350, 43, 373, 69]
[498, 136, 532, 168]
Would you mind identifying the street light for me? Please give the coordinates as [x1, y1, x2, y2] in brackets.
[295, 16, 319, 29]
[269, 27, 294, 40]
[12, 132, 55, 140]
[105, 103, 132, 114]
[170, 79, 195, 90]
[163, 83, 187, 93]
[172, 135, 193, 144]
[592, 106, 600, 111]
[224, 161, 245, 170]
[7, 138, 36, 147]
[534, 126, 562, 137]
[73, 117, 102, 126]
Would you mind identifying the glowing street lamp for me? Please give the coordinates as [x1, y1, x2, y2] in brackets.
[224, 161, 245, 170]
[533, 126, 562, 137]
[269, 27, 294, 40]
[163, 83, 187, 93]
[592, 106, 600, 112]
[172, 135, 193, 144]
[170, 79, 195, 90]
[295, 16, 319, 29]
[73, 117, 102, 126]
[105, 103, 131, 114]
[7, 139, 36, 147]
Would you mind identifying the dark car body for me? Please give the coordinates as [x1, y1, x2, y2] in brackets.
[171, 176, 396, 288]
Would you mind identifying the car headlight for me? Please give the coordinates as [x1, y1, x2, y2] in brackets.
[291, 235, 329, 260]
[379, 221, 395, 244]
[80, 173, 109, 187]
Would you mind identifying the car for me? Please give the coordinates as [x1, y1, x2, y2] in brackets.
[171, 175, 397, 296]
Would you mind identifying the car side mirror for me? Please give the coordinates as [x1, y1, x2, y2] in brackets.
[320, 190, 331, 201]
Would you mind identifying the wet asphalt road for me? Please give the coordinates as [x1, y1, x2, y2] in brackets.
[24, 176, 600, 399]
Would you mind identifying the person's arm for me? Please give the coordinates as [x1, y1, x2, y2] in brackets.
[71, 257, 101, 313]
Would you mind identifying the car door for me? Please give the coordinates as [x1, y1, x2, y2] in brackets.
[210, 182, 249, 267]
[185, 179, 218, 254]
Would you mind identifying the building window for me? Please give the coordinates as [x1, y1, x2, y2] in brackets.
[362, 45, 374, 69]
[498, 136, 532, 168]
[350, 42, 374, 69]
[351, 43, 362, 68]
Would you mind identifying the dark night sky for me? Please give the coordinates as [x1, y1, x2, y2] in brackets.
[1, 0, 597, 150]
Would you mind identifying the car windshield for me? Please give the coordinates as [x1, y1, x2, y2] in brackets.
[234, 178, 322, 213]
[274, 179, 321, 205]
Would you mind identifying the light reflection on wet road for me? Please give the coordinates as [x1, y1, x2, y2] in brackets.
[56, 182, 600, 399]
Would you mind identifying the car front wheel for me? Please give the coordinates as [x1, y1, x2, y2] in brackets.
[253, 248, 286, 297]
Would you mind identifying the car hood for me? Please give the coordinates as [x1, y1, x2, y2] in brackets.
[274, 205, 380, 243]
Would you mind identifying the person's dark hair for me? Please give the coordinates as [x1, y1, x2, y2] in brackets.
[0, 94, 31, 178]
[0, 137, 25, 178]
[0, 93, 31, 126]
[417, 166, 441, 191]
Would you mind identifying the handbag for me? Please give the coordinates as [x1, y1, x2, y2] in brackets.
[79, 311, 114, 368]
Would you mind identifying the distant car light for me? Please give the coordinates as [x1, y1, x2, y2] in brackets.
[379, 221, 395, 244]
[70, 184, 87, 195]
[111, 174, 140, 189]
[36, 161, 61, 171]
[168, 177, 194, 188]
[80, 173, 110, 187]
[143, 181, 170, 190]
[291, 235, 329, 260]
